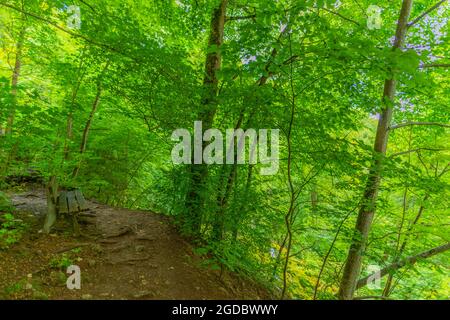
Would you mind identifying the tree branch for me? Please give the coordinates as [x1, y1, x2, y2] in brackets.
[390, 148, 447, 157]
[319, 7, 361, 27]
[356, 242, 450, 290]
[389, 122, 450, 130]
[79, 0, 97, 13]
[407, 0, 448, 29]
[420, 63, 450, 69]
[282, 55, 299, 65]
[225, 14, 256, 22]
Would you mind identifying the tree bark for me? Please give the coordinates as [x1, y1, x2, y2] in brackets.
[63, 52, 87, 160]
[280, 32, 297, 299]
[43, 175, 58, 234]
[6, 24, 26, 135]
[357, 242, 450, 290]
[212, 34, 283, 240]
[231, 164, 253, 242]
[338, 0, 413, 300]
[184, 0, 228, 236]
[80, 85, 102, 154]
[72, 62, 109, 178]
[72, 84, 102, 178]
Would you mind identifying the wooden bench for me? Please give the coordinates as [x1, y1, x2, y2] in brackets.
[58, 189, 89, 214]
[57, 189, 90, 235]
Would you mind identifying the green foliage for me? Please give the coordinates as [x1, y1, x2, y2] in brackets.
[48, 253, 75, 269]
[48, 247, 82, 270]
[0, 0, 448, 300]
[0, 192, 13, 212]
[0, 193, 27, 248]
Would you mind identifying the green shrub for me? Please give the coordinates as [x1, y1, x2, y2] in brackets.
[49, 253, 75, 269]
[0, 213, 27, 249]
[0, 191, 13, 212]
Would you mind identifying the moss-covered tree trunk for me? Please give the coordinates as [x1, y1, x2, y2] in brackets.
[6, 24, 25, 135]
[184, 0, 228, 236]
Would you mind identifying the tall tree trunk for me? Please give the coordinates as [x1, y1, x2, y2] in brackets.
[184, 0, 228, 236]
[6, 24, 26, 135]
[338, 0, 413, 300]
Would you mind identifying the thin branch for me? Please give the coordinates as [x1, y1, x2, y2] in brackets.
[356, 242, 450, 290]
[439, 163, 450, 176]
[389, 122, 450, 130]
[289, 243, 316, 259]
[407, 0, 448, 28]
[313, 204, 358, 300]
[226, 14, 256, 22]
[319, 7, 361, 27]
[390, 148, 447, 157]
[420, 63, 450, 69]
[79, 0, 97, 13]
[282, 55, 299, 66]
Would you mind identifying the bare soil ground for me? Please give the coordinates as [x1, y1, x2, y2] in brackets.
[0, 188, 270, 300]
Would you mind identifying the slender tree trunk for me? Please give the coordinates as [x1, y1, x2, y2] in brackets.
[6, 25, 26, 135]
[280, 32, 297, 299]
[212, 109, 246, 240]
[383, 131, 412, 296]
[231, 164, 253, 242]
[338, 0, 413, 300]
[72, 84, 102, 178]
[43, 175, 58, 234]
[184, 0, 228, 236]
[313, 205, 357, 300]
[63, 53, 87, 160]
[72, 62, 109, 178]
[212, 43, 278, 239]
[383, 186, 409, 296]
[64, 113, 74, 160]
[212, 162, 237, 240]
[383, 163, 448, 296]
[80, 85, 102, 154]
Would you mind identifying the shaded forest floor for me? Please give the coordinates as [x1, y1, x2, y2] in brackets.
[0, 187, 270, 300]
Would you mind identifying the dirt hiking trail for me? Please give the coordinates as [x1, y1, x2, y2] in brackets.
[0, 188, 270, 300]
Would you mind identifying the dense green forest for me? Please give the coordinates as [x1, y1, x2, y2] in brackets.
[0, 0, 449, 300]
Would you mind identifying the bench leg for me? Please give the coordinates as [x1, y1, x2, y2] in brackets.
[72, 214, 80, 237]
